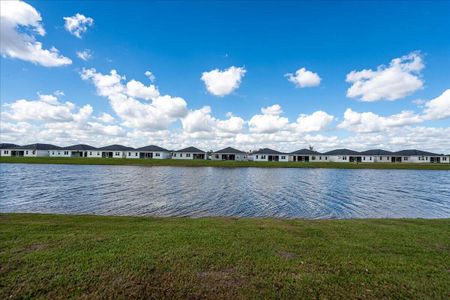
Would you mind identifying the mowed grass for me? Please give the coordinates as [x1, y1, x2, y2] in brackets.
[1, 156, 450, 170]
[1, 214, 449, 299]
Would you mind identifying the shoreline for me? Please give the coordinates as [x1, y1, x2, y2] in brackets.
[1, 156, 450, 170]
[1, 213, 449, 298]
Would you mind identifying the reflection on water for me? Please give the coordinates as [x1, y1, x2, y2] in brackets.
[1, 163, 449, 219]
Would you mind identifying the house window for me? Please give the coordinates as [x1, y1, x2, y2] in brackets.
[404, 157, 408, 161]
[325, 157, 327, 160]
[215, 154, 219, 158]
[52, 151, 55, 155]
[115, 152, 120, 156]
[261, 155, 266, 159]
[128, 152, 131, 156]
[370, 157, 372, 160]
[343, 156, 347, 160]
[256, 155, 258, 159]
[312, 156, 316, 160]
[155, 153, 160, 157]
[64, 151, 69, 155]
[26, 151, 29, 154]
[89, 152, 92, 155]
[281, 156, 286, 159]
[186, 153, 191, 157]
[363, 157, 366, 161]
[4, 150, 8, 154]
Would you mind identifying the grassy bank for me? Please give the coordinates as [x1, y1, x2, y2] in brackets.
[1, 214, 449, 299]
[1, 156, 450, 170]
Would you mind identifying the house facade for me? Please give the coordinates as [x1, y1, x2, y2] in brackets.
[251, 148, 289, 162]
[172, 147, 206, 160]
[127, 145, 172, 159]
[211, 147, 248, 161]
[98, 145, 135, 158]
[13, 144, 58, 157]
[324, 149, 367, 163]
[289, 149, 328, 162]
[391, 150, 446, 163]
[0, 143, 19, 156]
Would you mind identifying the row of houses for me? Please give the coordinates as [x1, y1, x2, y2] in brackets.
[0, 143, 449, 163]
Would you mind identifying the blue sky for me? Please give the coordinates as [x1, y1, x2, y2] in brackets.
[1, 0, 449, 152]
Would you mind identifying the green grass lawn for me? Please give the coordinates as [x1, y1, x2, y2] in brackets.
[1, 214, 449, 299]
[1, 156, 450, 170]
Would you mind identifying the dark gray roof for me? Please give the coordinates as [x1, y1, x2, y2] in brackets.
[214, 147, 246, 154]
[323, 149, 360, 156]
[98, 144, 135, 151]
[359, 149, 393, 156]
[0, 143, 20, 149]
[290, 148, 320, 155]
[62, 144, 98, 151]
[136, 145, 169, 152]
[17, 143, 61, 150]
[175, 146, 205, 153]
[252, 148, 285, 155]
[393, 149, 441, 156]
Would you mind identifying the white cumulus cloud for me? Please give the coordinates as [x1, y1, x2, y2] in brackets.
[81, 68, 187, 131]
[285, 68, 321, 88]
[76, 49, 92, 61]
[294, 111, 334, 132]
[201, 66, 246, 97]
[64, 13, 94, 38]
[346, 52, 424, 101]
[338, 89, 450, 133]
[248, 105, 289, 133]
[0, 0, 72, 67]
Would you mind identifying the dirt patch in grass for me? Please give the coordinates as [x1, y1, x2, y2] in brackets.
[197, 268, 245, 288]
[278, 251, 297, 260]
[22, 243, 48, 253]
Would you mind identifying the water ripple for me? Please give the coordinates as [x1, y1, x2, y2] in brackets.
[1, 164, 449, 219]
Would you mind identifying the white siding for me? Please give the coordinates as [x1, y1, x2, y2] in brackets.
[1, 149, 12, 156]
[211, 153, 248, 161]
[86, 151, 101, 158]
[126, 151, 141, 159]
[172, 152, 194, 160]
[49, 150, 71, 157]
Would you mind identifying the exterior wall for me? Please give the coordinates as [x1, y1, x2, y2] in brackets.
[252, 154, 289, 162]
[309, 155, 329, 162]
[441, 156, 450, 164]
[49, 150, 71, 157]
[113, 151, 126, 158]
[86, 151, 102, 158]
[211, 153, 248, 161]
[1, 149, 13, 156]
[172, 152, 194, 160]
[361, 155, 375, 163]
[21, 149, 49, 157]
[328, 155, 349, 162]
[153, 151, 171, 159]
[126, 151, 141, 159]
[373, 156, 392, 163]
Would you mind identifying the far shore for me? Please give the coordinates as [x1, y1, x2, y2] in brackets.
[1, 156, 450, 170]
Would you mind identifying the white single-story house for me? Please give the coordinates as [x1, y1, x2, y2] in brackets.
[359, 149, 393, 163]
[127, 145, 172, 159]
[0, 143, 19, 156]
[391, 150, 447, 163]
[251, 148, 289, 162]
[98, 144, 135, 158]
[49, 144, 100, 158]
[13, 143, 57, 157]
[211, 147, 248, 161]
[289, 149, 328, 162]
[172, 146, 206, 160]
[324, 149, 365, 163]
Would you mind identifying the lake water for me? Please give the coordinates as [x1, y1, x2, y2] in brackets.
[1, 163, 449, 219]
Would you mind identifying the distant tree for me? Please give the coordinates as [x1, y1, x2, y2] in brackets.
[309, 145, 314, 151]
